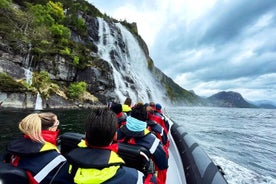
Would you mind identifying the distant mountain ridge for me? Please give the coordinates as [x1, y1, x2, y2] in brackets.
[250, 100, 276, 109]
[207, 91, 256, 108]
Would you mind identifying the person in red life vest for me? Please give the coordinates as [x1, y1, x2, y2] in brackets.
[145, 104, 168, 150]
[110, 102, 127, 129]
[145, 104, 169, 160]
[122, 97, 132, 116]
[154, 103, 170, 134]
[5, 112, 73, 184]
[117, 103, 168, 184]
[66, 108, 146, 184]
[147, 103, 169, 135]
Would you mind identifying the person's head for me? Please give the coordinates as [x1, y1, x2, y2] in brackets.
[149, 101, 156, 111]
[155, 103, 162, 112]
[85, 108, 117, 147]
[131, 103, 147, 121]
[145, 103, 154, 113]
[110, 103, 122, 114]
[124, 97, 132, 106]
[18, 112, 59, 143]
[149, 102, 155, 106]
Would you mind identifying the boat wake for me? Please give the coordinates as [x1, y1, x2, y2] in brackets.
[211, 155, 276, 184]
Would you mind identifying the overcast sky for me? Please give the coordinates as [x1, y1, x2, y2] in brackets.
[89, 0, 276, 104]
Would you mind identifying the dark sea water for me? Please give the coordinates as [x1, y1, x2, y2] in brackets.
[165, 107, 276, 184]
[0, 109, 90, 153]
[1, 107, 275, 184]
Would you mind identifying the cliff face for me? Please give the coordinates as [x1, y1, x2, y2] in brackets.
[0, 0, 202, 109]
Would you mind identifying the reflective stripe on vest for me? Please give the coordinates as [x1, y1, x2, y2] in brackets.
[149, 137, 160, 154]
[34, 155, 66, 183]
[137, 170, 144, 184]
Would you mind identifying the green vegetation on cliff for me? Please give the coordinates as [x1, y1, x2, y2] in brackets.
[0, 72, 27, 92]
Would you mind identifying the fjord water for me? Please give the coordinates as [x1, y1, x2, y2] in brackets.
[165, 107, 276, 184]
[0, 107, 275, 184]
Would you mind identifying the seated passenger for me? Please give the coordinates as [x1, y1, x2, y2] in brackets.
[145, 104, 168, 145]
[147, 102, 169, 135]
[110, 102, 127, 129]
[154, 103, 170, 133]
[5, 112, 73, 184]
[122, 97, 132, 116]
[66, 108, 145, 184]
[145, 105, 169, 158]
[117, 103, 168, 184]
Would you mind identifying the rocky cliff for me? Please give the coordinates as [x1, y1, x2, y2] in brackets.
[0, 0, 203, 109]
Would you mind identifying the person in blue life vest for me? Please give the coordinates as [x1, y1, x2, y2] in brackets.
[66, 108, 146, 184]
[117, 103, 168, 184]
[122, 97, 132, 116]
[5, 112, 73, 184]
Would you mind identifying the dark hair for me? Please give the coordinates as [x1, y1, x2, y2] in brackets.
[124, 97, 132, 106]
[110, 103, 122, 114]
[39, 112, 56, 130]
[85, 108, 117, 146]
[131, 103, 147, 121]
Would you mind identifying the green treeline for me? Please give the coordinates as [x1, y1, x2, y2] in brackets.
[0, 0, 102, 69]
[0, 0, 106, 100]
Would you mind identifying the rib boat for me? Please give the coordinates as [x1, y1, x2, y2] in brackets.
[0, 117, 227, 184]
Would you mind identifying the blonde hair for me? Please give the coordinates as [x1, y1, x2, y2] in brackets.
[18, 112, 57, 143]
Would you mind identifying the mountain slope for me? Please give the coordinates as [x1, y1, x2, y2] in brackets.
[207, 91, 256, 108]
[0, 0, 201, 108]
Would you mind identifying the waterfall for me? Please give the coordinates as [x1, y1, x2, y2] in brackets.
[22, 44, 43, 110]
[24, 45, 33, 85]
[24, 68, 32, 85]
[96, 18, 166, 104]
[35, 93, 43, 110]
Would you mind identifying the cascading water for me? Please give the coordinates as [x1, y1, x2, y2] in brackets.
[23, 44, 43, 110]
[24, 45, 33, 85]
[96, 18, 166, 104]
[24, 68, 32, 85]
[35, 93, 43, 110]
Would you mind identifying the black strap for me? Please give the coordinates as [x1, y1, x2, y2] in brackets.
[123, 136, 133, 144]
[70, 164, 78, 178]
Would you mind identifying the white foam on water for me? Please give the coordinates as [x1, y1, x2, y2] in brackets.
[211, 155, 276, 184]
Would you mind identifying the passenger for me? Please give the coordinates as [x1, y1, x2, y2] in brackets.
[110, 102, 127, 129]
[122, 97, 132, 116]
[145, 104, 169, 156]
[66, 108, 145, 184]
[154, 103, 170, 133]
[149, 102, 156, 111]
[147, 102, 169, 135]
[117, 103, 168, 184]
[5, 112, 73, 184]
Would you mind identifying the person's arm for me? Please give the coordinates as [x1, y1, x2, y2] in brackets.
[151, 142, 168, 170]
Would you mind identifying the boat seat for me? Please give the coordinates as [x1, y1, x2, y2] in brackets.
[118, 142, 153, 173]
[59, 132, 85, 156]
[59, 132, 153, 173]
[0, 162, 29, 184]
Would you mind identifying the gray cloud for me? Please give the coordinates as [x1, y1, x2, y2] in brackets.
[199, 0, 276, 45]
